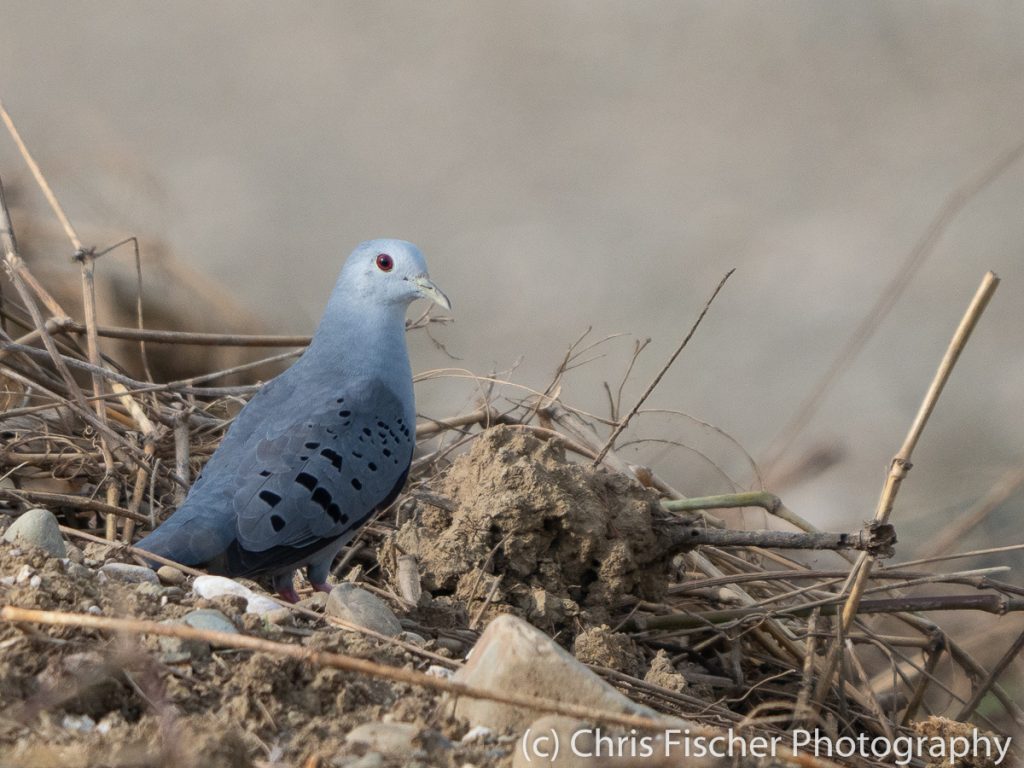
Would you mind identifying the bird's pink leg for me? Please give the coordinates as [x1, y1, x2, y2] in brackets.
[273, 572, 300, 603]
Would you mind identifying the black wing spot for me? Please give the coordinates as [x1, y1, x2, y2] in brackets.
[352, 451, 363, 459]
[304, 441, 320, 450]
[351, 478, 362, 491]
[326, 503, 345, 523]
[259, 490, 282, 508]
[362, 427, 372, 437]
[270, 514, 286, 532]
[311, 487, 332, 510]
[321, 448, 343, 470]
[336, 397, 345, 404]
[383, 448, 392, 457]
[295, 472, 318, 491]
[339, 409, 351, 417]
[259, 469, 272, 477]
[377, 420, 387, 428]
[368, 462, 377, 471]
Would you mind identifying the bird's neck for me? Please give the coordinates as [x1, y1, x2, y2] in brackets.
[306, 297, 412, 390]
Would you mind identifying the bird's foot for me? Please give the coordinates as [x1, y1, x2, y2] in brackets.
[273, 572, 300, 603]
[277, 585, 301, 603]
[312, 581, 333, 594]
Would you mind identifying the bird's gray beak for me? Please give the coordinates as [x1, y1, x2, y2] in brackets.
[409, 274, 452, 311]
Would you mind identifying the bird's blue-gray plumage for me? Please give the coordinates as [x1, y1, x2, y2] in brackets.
[136, 239, 449, 600]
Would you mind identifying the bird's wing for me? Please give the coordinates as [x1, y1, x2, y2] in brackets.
[229, 380, 415, 553]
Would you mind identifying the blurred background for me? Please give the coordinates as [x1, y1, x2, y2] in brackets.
[2, 3, 1023, 566]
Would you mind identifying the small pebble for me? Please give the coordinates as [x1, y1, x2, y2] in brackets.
[61, 714, 96, 733]
[99, 562, 160, 585]
[460, 726, 495, 744]
[326, 583, 403, 637]
[182, 608, 239, 635]
[63, 561, 94, 581]
[15, 564, 34, 584]
[192, 574, 280, 615]
[28, 574, 41, 589]
[435, 636, 465, 655]
[87, 605, 102, 615]
[156, 565, 186, 585]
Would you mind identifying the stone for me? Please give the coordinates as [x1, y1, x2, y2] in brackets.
[448, 614, 678, 732]
[156, 565, 186, 585]
[192, 574, 280, 615]
[3, 508, 66, 557]
[345, 721, 420, 758]
[157, 609, 238, 661]
[326, 583, 403, 637]
[181, 608, 238, 635]
[98, 562, 160, 585]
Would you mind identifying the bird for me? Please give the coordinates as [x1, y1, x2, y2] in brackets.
[136, 239, 450, 602]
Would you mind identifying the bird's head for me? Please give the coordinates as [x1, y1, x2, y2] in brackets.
[339, 239, 451, 311]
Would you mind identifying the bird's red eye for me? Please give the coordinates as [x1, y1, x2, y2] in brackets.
[375, 253, 394, 272]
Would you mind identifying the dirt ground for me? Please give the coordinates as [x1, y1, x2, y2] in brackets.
[0, 427, 707, 767]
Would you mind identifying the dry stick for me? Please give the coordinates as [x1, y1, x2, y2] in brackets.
[59, 320, 312, 347]
[662, 491, 781, 514]
[3, 103, 118, 537]
[957, 628, 1024, 723]
[0, 605, 693, 734]
[627, 594, 1024, 633]
[812, 271, 1001, 707]
[593, 268, 735, 466]
[901, 630, 945, 726]
[75, 245, 121, 540]
[918, 462, 1024, 558]
[0, 101, 79, 248]
[669, 524, 895, 554]
[762, 137, 1024, 477]
[0, 487, 148, 524]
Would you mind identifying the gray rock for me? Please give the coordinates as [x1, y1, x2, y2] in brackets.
[326, 583, 403, 637]
[3, 508, 66, 557]
[98, 562, 160, 585]
[182, 608, 238, 635]
[345, 721, 420, 758]
[448, 614, 677, 733]
[157, 610, 238, 662]
[63, 561, 93, 581]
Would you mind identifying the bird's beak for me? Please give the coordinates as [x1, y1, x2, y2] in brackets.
[409, 274, 452, 311]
